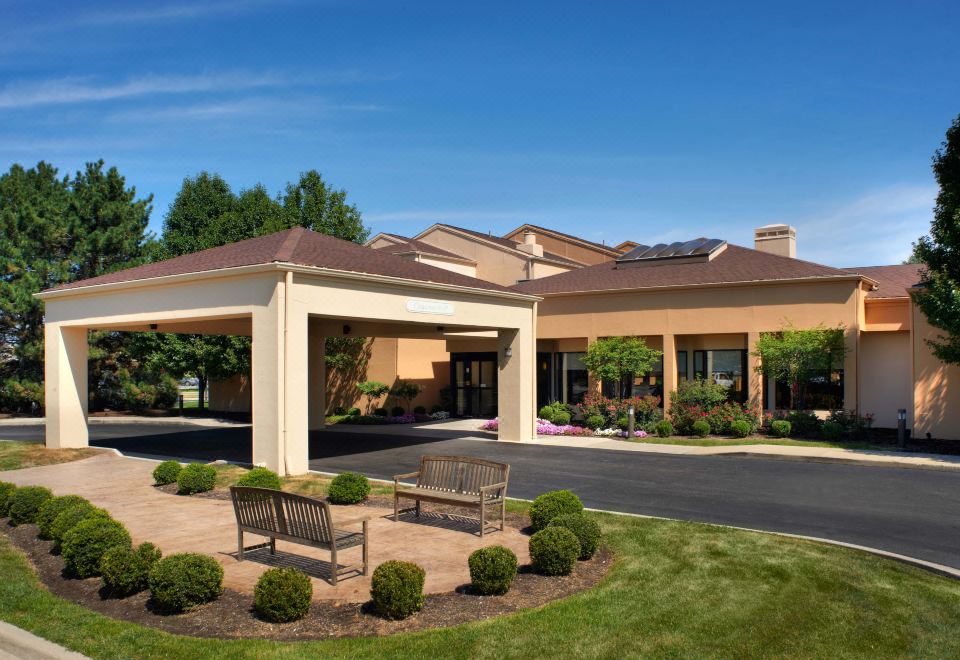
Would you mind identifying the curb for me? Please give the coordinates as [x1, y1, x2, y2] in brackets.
[0, 620, 88, 659]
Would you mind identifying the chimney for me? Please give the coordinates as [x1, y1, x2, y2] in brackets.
[754, 224, 796, 258]
[516, 230, 544, 256]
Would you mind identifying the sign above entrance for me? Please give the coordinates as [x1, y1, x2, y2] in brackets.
[406, 299, 455, 316]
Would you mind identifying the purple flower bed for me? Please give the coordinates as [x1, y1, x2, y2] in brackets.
[386, 413, 416, 424]
[480, 417, 649, 439]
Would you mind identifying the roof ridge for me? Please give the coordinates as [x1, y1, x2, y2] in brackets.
[273, 226, 306, 262]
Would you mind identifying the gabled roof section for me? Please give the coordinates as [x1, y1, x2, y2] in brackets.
[844, 264, 924, 299]
[504, 223, 622, 257]
[373, 236, 476, 263]
[418, 224, 583, 267]
[46, 227, 515, 294]
[365, 232, 408, 246]
[513, 244, 863, 295]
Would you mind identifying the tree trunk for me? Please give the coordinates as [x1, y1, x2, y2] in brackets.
[197, 375, 207, 411]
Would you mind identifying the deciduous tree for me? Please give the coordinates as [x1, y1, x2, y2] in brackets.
[752, 323, 847, 410]
[582, 337, 662, 399]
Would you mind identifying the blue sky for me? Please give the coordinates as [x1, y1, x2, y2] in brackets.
[1, 1, 957, 266]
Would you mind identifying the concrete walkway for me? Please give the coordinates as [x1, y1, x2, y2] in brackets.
[3, 454, 529, 603]
[0, 621, 87, 660]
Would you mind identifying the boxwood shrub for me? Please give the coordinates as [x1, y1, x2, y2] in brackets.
[8, 485, 53, 526]
[254, 567, 312, 622]
[149, 553, 224, 612]
[584, 414, 605, 430]
[236, 467, 282, 490]
[152, 460, 182, 485]
[770, 419, 792, 438]
[62, 516, 132, 578]
[373, 407, 389, 417]
[548, 512, 601, 560]
[0, 481, 16, 516]
[177, 463, 217, 494]
[529, 527, 580, 576]
[529, 489, 584, 532]
[370, 560, 425, 619]
[654, 420, 673, 438]
[49, 503, 108, 549]
[100, 542, 162, 597]
[730, 419, 752, 438]
[692, 419, 711, 438]
[468, 545, 517, 595]
[37, 495, 90, 539]
[327, 472, 371, 504]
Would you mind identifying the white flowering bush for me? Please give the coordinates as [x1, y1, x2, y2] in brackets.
[430, 411, 450, 420]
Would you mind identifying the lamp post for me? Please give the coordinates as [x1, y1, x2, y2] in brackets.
[627, 404, 635, 438]
[897, 409, 907, 450]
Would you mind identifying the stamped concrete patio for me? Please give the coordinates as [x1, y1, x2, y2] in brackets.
[4, 452, 531, 603]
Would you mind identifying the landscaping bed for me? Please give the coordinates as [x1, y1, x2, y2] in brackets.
[0, 518, 609, 641]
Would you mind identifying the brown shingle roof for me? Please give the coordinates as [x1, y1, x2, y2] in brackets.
[431, 224, 584, 267]
[844, 264, 924, 299]
[48, 227, 515, 294]
[373, 236, 474, 262]
[513, 244, 859, 295]
[505, 223, 623, 256]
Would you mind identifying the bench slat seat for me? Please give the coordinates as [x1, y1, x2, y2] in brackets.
[230, 487, 368, 585]
[393, 455, 510, 536]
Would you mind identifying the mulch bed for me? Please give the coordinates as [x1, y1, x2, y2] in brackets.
[0, 517, 611, 641]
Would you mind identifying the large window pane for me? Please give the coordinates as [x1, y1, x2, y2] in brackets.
[556, 352, 588, 404]
[693, 349, 747, 402]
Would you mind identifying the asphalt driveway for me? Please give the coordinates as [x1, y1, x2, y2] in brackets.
[4, 421, 960, 570]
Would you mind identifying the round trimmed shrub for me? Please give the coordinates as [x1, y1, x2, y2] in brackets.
[730, 419, 752, 438]
[584, 414, 605, 430]
[468, 545, 517, 595]
[8, 485, 53, 526]
[149, 553, 224, 612]
[62, 516, 131, 578]
[390, 405, 406, 417]
[373, 407, 389, 417]
[692, 419, 711, 438]
[413, 405, 427, 415]
[152, 460, 182, 485]
[770, 420, 791, 438]
[100, 542, 162, 597]
[236, 467, 281, 490]
[37, 495, 90, 539]
[254, 567, 312, 622]
[822, 420, 844, 441]
[529, 489, 584, 532]
[551, 411, 572, 426]
[548, 513, 601, 560]
[654, 420, 673, 438]
[370, 560, 425, 619]
[327, 472, 371, 504]
[49, 503, 108, 548]
[529, 527, 580, 576]
[0, 481, 16, 516]
[347, 407, 361, 416]
[177, 463, 217, 494]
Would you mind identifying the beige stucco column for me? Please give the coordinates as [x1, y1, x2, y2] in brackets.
[661, 334, 676, 413]
[251, 277, 285, 474]
[44, 324, 89, 449]
[747, 331, 763, 414]
[308, 322, 326, 431]
[497, 324, 536, 442]
[844, 328, 859, 413]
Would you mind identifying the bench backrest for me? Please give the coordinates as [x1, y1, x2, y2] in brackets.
[417, 455, 509, 497]
[230, 487, 334, 545]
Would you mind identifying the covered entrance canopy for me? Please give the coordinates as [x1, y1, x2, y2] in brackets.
[37, 228, 539, 475]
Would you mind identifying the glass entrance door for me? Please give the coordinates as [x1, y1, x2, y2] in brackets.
[450, 352, 498, 417]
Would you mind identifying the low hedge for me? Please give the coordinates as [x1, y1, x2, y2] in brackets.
[468, 545, 517, 595]
[548, 512, 602, 560]
[152, 461, 182, 485]
[691, 420, 711, 438]
[236, 467, 282, 490]
[37, 495, 90, 539]
[770, 420, 792, 438]
[654, 420, 673, 438]
[254, 567, 312, 622]
[177, 463, 217, 494]
[62, 516, 132, 578]
[8, 485, 53, 526]
[149, 553, 224, 612]
[101, 542, 162, 597]
[49, 503, 108, 548]
[584, 415, 605, 430]
[327, 472, 371, 504]
[370, 560, 425, 619]
[730, 419, 752, 438]
[0, 481, 16, 516]
[529, 489, 584, 532]
[529, 527, 580, 576]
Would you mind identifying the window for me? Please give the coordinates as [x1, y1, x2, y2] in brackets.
[601, 356, 665, 405]
[693, 349, 747, 402]
[771, 370, 844, 410]
[555, 352, 588, 404]
[677, 350, 688, 382]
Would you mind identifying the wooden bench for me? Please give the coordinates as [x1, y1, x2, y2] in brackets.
[393, 455, 510, 537]
[230, 486, 368, 585]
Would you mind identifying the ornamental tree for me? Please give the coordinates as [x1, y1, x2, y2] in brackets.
[390, 379, 423, 413]
[581, 336, 662, 399]
[356, 381, 390, 413]
[913, 113, 960, 365]
[752, 323, 847, 410]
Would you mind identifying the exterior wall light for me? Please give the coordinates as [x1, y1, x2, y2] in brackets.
[504, 347, 513, 357]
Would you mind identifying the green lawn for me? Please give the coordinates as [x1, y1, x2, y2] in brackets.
[626, 435, 889, 450]
[3, 502, 960, 657]
[0, 440, 104, 471]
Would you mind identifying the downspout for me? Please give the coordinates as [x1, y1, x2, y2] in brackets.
[282, 270, 292, 476]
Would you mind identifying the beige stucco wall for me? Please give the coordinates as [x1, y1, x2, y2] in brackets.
[418, 255, 478, 278]
[864, 299, 911, 332]
[912, 303, 960, 440]
[860, 331, 912, 429]
[417, 227, 530, 285]
[503, 228, 617, 265]
[529, 260, 575, 280]
[208, 374, 251, 413]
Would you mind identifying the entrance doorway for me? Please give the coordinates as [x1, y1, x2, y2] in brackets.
[450, 352, 497, 417]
